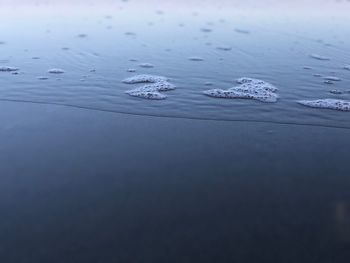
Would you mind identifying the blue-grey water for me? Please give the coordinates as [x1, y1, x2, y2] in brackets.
[1, 1, 350, 262]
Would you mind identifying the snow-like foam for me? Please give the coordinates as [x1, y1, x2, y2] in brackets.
[298, 99, 350, 111]
[204, 78, 278, 103]
[0, 66, 19, 72]
[122, 74, 168, 84]
[310, 54, 330, 61]
[123, 75, 175, 100]
[48, 68, 65, 74]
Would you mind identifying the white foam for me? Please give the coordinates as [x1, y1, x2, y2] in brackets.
[236, 77, 278, 92]
[122, 74, 168, 84]
[204, 78, 278, 103]
[298, 99, 350, 111]
[48, 68, 65, 74]
[310, 54, 330, 61]
[139, 63, 154, 68]
[0, 66, 19, 72]
[123, 75, 175, 100]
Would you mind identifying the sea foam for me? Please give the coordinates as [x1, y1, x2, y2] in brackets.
[123, 74, 175, 100]
[298, 99, 350, 111]
[204, 78, 278, 103]
[122, 74, 168, 84]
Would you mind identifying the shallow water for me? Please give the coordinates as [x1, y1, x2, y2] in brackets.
[1, 1, 350, 262]
[1, 1, 350, 129]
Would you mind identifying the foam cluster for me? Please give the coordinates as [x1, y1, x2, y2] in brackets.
[123, 74, 175, 100]
[204, 77, 279, 103]
[298, 99, 350, 111]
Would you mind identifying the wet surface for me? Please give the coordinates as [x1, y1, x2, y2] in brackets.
[1, 1, 350, 262]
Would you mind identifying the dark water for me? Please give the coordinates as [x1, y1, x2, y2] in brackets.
[1, 1, 350, 262]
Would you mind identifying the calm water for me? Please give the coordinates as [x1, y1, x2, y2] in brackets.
[1, 1, 350, 127]
[1, 1, 350, 262]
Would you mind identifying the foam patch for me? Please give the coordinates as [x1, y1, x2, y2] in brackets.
[123, 75, 175, 100]
[122, 74, 168, 84]
[298, 99, 350, 111]
[204, 78, 279, 103]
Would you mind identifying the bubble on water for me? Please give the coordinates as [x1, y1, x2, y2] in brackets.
[139, 63, 154, 68]
[234, 28, 250, 34]
[129, 58, 138, 62]
[127, 68, 136, 72]
[324, 80, 334, 85]
[48, 68, 65, 74]
[216, 46, 232, 51]
[122, 74, 168, 84]
[344, 65, 350, 71]
[205, 82, 213, 86]
[313, 74, 322, 77]
[90, 69, 96, 73]
[0, 66, 19, 72]
[62, 47, 70, 51]
[298, 99, 350, 111]
[310, 54, 330, 60]
[37, 76, 49, 80]
[303, 66, 312, 70]
[323, 76, 341, 81]
[32, 57, 40, 60]
[123, 74, 175, 100]
[188, 57, 204, 61]
[204, 78, 279, 103]
[12, 72, 19, 75]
